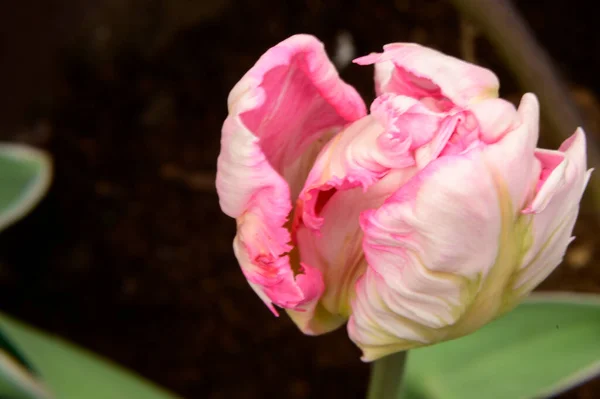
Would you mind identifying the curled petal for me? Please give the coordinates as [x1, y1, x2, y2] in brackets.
[216, 34, 366, 314]
[477, 94, 540, 214]
[371, 94, 445, 149]
[515, 129, 590, 295]
[298, 94, 461, 232]
[354, 43, 499, 108]
[297, 115, 399, 232]
[469, 98, 519, 144]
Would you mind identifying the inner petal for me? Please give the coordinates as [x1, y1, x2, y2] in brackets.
[241, 54, 363, 201]
[295, 167, 418, 319]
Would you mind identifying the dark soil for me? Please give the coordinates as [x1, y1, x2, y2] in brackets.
[0, 1, 599, 398]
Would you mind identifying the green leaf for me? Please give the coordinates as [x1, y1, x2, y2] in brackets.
[0, 346, 52, 399]
[0, 143, 52, 232]
[0, 144, 53, 398]
[0, 324, 37, 375]
[402, 292, 600, 399]
[0, 312, 181, 399]
[0, 325, 52, 399]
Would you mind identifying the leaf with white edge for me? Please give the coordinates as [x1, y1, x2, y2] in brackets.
[401, 292, 600, 399]
[0, 143, 52, 232]
[0, 143, 53, 398]
[0, 323, 53, 398]
[0, 348, 53, 399]
[0, 312, 181, 399]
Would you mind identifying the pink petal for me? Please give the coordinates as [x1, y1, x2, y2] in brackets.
[371, 94, 443, 149]
[216, 34, 366, 315]
[476, 93, 540, 214]
[290, 186, 371, 334]
[354, 43, 499, 109]
[470, 98, 519, 144]
[522, 150, 566, 214]
[515, 129, 590, 294]
[350, 152, 503, 360]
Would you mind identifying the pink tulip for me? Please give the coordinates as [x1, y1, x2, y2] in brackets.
[216, 34, 591, 361]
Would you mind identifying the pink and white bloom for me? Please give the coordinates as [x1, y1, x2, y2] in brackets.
[216, 34, 591, 361]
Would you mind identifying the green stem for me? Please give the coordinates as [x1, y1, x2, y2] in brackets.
[367, 351, 407, 399]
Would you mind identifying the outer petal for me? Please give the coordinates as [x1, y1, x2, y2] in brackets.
[514, 129, 590, 296]
[350, 153, 502, 361]
[354, 43, 499, 109]
[216, 34, 367, 315]
[478, 94, 540, 214]
[349, 94, 541, 361]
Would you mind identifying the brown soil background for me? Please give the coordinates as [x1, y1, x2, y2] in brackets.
[0, 1, 599, 398]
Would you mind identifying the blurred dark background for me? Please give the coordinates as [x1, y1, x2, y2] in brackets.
[0, 1, 598, 398]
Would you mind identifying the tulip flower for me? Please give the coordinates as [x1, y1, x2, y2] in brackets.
[216, 34, 590, 361]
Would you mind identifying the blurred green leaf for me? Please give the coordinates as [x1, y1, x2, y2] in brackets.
[0, 143, 52, 232]
[401, 292, 600, 399]
[0, 325, 37, 375]
[0, 326, 51, 399]
[0, 144, 53, 398]
[0, 346, 52, 399]
[0, 312, 181, 399]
